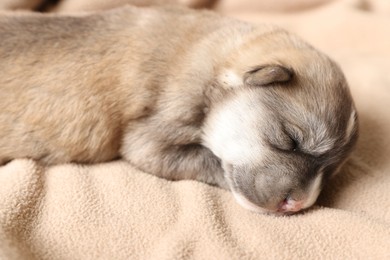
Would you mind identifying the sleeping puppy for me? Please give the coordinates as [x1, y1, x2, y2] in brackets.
[0, 6, 358, 215]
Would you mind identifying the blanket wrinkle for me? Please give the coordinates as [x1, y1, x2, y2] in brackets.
[1, 0, 390, 259]
[0, 160, 45, 260]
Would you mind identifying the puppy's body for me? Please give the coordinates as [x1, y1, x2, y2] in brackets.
[0, 6, 358, 214]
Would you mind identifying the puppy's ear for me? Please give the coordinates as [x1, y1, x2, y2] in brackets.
[244, 65, 293, 86]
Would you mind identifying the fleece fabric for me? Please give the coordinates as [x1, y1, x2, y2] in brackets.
[0, 0, 389, 259]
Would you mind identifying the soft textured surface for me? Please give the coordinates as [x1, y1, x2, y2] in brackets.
[1, 0, 390, 259]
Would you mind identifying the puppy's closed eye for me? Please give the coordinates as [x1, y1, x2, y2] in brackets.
[281, 135, 299, 152]
[269, 134, 298, 152]
[289, 137, 298, 152]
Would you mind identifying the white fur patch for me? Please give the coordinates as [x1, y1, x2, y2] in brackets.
[218, 69, 243, 89]
[202, 91, 265, 165]
[311, 140, 335, 155]
[345, 110, 356, 141]
[232, 192, 270, 214]
[303, 171, 323, 209]
[305, 116, 335, 155]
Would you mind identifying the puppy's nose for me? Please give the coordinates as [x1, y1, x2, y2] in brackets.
[278, 197, 305, 213]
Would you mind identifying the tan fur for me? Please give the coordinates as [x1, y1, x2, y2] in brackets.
[0, 6, 358, 214]
[0, 0, 42, 10]
[52, 0, 214, 13]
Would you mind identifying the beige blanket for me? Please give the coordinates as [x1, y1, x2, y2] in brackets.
[1, 0, 390, 259]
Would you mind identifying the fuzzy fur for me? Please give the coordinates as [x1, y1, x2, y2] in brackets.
[0, 6, 358, 214]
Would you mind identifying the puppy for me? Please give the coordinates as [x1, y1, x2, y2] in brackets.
[0, 6, 358, 214]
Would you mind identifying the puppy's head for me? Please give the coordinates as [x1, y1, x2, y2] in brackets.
[202, 30, 358, 215]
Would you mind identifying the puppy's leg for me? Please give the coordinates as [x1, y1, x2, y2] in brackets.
[162, 143, 226, 187]
[121, 122, 228, 189]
